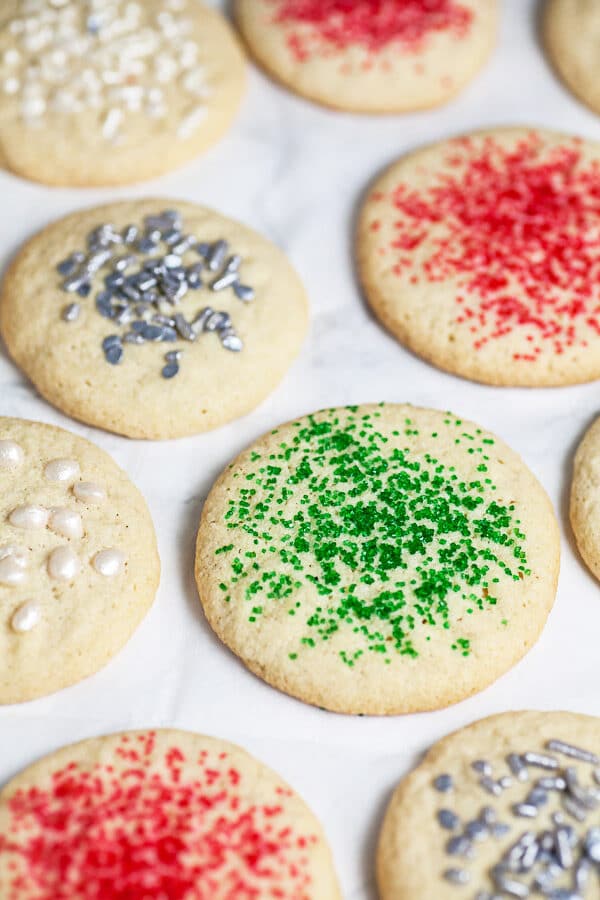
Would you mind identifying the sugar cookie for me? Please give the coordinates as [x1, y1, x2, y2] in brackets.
[544, 0, 600, 117]
[195, 403, 559, 715]
[235, 0, 497, 113]
[571, 415, 600, 584]
[1, 200, 308, 439]
[0, 416, 159, 704]
[0, 728, 341, 898]
[378, 710, 600, 898]
[0, 0, 245, 186]
[358, 128, 600, 386]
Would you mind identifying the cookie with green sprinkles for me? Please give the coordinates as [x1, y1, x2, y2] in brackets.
[195, 404, 560, 715]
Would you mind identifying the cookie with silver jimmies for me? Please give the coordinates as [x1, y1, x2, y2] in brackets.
[0, 200, 309, 439]
[0, 416, 159, 703]
[0, 0, 245, 186]
[378, 711, 600, 899]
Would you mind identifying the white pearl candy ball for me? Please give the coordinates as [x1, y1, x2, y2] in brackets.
[47, 546, 81, 581]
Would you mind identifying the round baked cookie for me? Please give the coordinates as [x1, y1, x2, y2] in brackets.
[235, 0, 497, 113]
[0, 728, 341, 899]
[0, 0, 245, 187]
[378, 710, 600, 899]
[358, 127, 600, 387]
[195, 403, 559, 715]
[0, 416, 159, 704]
[570, 416, 600, 584]
[544, 0, 600, 116]
[0, 200, 308, 440]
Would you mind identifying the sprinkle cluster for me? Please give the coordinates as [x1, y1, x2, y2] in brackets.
[0, 733, 317, 899]
[372, 133, 600, 361]
[0, 439, 125, 635]
[59, 210, 253, 378]
[0, 0, 210, 141]
[215, 406, 529, 667]
[271, 0, 473, 61]
[433, 738, 600, 898]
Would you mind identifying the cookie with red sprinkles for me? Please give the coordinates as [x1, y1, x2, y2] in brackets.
[234, 0, 497, 113]
[0, 729, 341, 900]
[358, 128, 600, 386]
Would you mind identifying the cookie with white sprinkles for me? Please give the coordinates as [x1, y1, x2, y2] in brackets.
[0, 416, 159, 704]
[0, 200, 308, 439]
[195, 403, 560, 715]
[0, 729, 341, 898]
[378, 711, 600, 899]
[0, 0, 245, 186]
[235, 0, 497, 113]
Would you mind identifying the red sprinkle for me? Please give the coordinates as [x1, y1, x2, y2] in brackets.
[377, 133, 600, 359]
[0, 735, 316, 899]
[271, 0, 473, 60]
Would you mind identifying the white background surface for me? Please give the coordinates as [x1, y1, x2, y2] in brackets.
[1, 1, 600, 897]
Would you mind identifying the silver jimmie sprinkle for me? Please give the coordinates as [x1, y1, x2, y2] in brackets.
[57, 210, 252, 377]
[432, 737, 600, 898]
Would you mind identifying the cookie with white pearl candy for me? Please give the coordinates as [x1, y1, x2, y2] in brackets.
[0, 0, 245, 186]
[0, 199, 309, 439]
[377, 711, 600, 900]
[0, 416, 159, 704]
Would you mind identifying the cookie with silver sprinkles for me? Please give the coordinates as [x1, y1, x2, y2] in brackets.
[0, 416, 159, 704]
[571, 416, 600, 586]
[378, 711, 600, 899]
[195, 403, 559, 715]
[357, 127, 600, 386]
[0, 200, 308, 439]
[544, 0, 600, 117]
[235, 0, 497, 113]
[0, 0, 245, 187]
[0, 728, 341, 898]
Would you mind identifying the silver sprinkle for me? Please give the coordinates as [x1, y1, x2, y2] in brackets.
[513, 803, 538, 818]
[584, 826, 600, 861]
[473, 760, 493, 776]
[123, 333, 145, 345]
[164, 254, 183, 269]
[465, 820, 489, 842]
[210, 270, 239, 292]
[122, 225, 139, 244]
[565, 768, 598, 810]
[165, 350, 182, 363]
[499, 776, 513, 790]
[234, 283, 255, 302]
[161, 362, 179, 379]
[174, 314, 195, 341]
[562, 796, 587, 822]
[480, 807, 496, 826]
[172, 235, 196, 255]
[207, 239, 228, 271]
[205, 311, 231, 332]
[221, 331, 243, 352]
[57, 252, 84, 276]
[522, 752, 559, 770]
[492, 823, 511, 839]
[520, 841, 539, 872]
[507, 754, 529, 782]
[526, 788, 548, 807]
[103, 344, 123, 365]
[153, 315, 176, 327]
[444, 868, 470, 886]
[546, 740, 599, 766]
[62, 302, 81, 322]
[446, 835, 471, 857]
[480, 777, 502, 797]
[223, 254, 242, 274]
[493, 871, 529, 898]
[438, 809, 459, 831]
[62, 274, 88, 293]
[86, 248, 112, 273]
[555, 827, 574, 868]
[192, 307, 214, 333]
[537, 777, 567, 792]
[575, 856, 591, 889]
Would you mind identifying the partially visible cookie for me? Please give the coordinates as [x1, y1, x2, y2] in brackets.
[0, 728, 341, 898]
[378, 711, 600, 899]
[195, 403, 559, 715]
[544, 0, 600, 116]
[570, 416, 600, 583]
[235, 0, 497, 113]
[0, 416, 159, 704]
[0, 200, 309, 440]
[358, 127, 600, 386]
[0, 0, 245, 186]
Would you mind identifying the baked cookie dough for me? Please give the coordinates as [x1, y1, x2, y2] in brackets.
[358, 127, 600, 386]
[235, 0, 497, 113]
[378, 711, 600, 899]
[0, 417, 159, 704]
[544, 0, 600, 116]
[0, 728, 341, 899]
[195, 403, 559, 715]
[0, 200, 309, 440]
[0, 0, 245, 186]
[570, 416, 600, 584]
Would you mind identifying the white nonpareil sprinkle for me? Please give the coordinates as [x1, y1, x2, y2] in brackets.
[0, 0, 212, 141]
